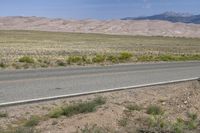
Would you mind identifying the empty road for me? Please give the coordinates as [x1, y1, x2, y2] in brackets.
[0, 62, 200, 104]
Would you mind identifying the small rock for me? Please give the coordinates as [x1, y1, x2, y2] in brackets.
[162, 102, 166, 105]
[184, 101, 188, 104]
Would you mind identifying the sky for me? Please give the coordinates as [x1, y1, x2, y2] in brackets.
[0, 0, 200, 19]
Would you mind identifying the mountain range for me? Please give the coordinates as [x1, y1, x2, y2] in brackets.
[122, 12, 200, 24]
[1, 15, 200, 38]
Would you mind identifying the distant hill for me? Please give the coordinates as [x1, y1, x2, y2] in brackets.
[122, 12, 200, 24]
[1, 16, 200, 38]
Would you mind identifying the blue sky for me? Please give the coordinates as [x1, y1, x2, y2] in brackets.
[0, 0, 199, 19]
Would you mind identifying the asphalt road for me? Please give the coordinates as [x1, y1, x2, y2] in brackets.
[0, 62, 200, 104]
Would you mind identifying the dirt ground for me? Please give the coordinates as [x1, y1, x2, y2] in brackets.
[0, 80, 200, 133]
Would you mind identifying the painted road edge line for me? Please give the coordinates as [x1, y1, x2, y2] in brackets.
[0, 77, 199, 107]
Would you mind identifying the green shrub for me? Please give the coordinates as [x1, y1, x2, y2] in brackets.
[24, 116, 40, 127]
[187, 112, 198, 130]
[92, 55, 106, 63]
[118, 52, 133, 61]
[106, 55, 119, 63]
[0, 62, 6, 68]
[67, 56, 83, 64]
[49, 97, 106, 118]
[157, 55, 176, 61]
[146, 115, 166, 129]
[187, 112, 198, 121]
[187, 120, 198, 130]
[172, 118, 185, 133]
[63, 97, 105, 117]
[137, 55, 156, 62]
[19, 56, 35, 63]
[146, 105, 163, 115]
[49, 108, 64, 118]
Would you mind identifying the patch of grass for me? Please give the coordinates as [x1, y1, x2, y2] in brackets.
[172, 118, 185, 133]
[157, 54, 176, 61]
[49, 97, 106, 118]
[125, 104, 142, 111]
[118, 52, 133, 61]
[0, 111, 8, 117]
[24, 116, 40, 127]
[92, 55, 106, 63]
[67, 56, 83, 64]
[62, 97, 106, 117]
[141, 113, 199, 133]
[146, 105, 164, 115]
[146, 115, 167, 129]
[186, 112, 198, 130]
[49, 108, 63, 118]
[187, 112, 198, 121]
[19, 56, 35, 63]
[137, 54, 200, 62]
[0, 62, 6, 68]
[187, 120, 198, 130]
[106, 55, 119, 63]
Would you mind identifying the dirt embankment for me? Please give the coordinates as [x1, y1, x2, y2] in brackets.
[0, 80, 200, 133]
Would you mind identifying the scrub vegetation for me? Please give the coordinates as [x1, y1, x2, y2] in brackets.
[0, 30, 200, 69]
[49, 97, 106, 118]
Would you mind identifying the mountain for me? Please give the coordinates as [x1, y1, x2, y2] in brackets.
[1, 16, 200, 38]
[122, 12, 200, 24]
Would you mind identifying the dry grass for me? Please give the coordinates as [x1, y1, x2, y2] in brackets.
[0, 30, 200, 69]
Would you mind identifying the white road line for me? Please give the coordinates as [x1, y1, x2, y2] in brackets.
[0, 77, 199, 107]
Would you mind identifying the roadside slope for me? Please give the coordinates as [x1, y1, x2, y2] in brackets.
[0, 80, 200, 132]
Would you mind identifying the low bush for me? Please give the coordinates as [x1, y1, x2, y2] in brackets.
[19, 56, 35, 63]
[172, 118, 185, 133]
[157, 55, 176, 61]
[92, 55, 106, 63]
[146, 105, 164, 115]
[49, 108, 64, 118]
[0, 62, 6, 68]
[24, 116, 40, 127]
[67, 56, 83, 64]
[106, 55, 119, 63]
[118, 52, 133, 61]
[137, 54, 200, 62]
[137, 55, 156, 62]
[49, 97, 106, 118]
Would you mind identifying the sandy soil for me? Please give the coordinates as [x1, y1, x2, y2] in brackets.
[0, 80, 200, 133]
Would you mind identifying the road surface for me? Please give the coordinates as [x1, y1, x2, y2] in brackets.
[0, 62, 199, 104]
